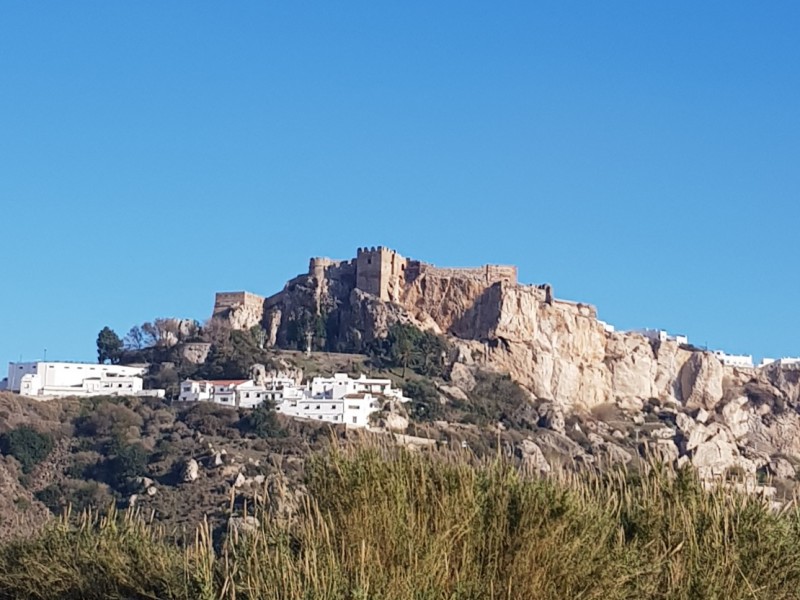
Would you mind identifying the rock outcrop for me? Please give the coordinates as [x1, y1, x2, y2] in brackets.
[210, 247, 800, 484]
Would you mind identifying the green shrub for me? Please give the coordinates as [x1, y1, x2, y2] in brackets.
[180, 402, 240, 437]
[238, 403, 285, 439]
[0, 426, 54, 473]
[35, 481, 112, 516]
[403, 379, 442, 422]
[367, 323, 449, 377]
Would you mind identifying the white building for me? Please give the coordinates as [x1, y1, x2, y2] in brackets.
[274, 390, 383, 427]
[4, 361, 164, 399]
[177, 377, 296, 409]
[597, 320, 615, 334]
[308, 373, 405, 401]
[178, 372, 409, 428]
[759, 357, 800, 368]
[633, 329, 688, 345]
[713, 351, 754, 368]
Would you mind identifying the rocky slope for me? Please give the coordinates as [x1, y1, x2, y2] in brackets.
[214, 248, 800, 482]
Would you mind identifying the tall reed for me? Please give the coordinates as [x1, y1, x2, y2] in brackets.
[1, 440, 799, 599]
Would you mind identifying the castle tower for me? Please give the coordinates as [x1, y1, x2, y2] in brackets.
[355, 246, 407, 302]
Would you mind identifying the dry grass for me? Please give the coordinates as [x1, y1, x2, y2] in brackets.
[1, 441, 800, 599]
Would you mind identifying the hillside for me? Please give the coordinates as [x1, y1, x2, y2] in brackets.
[3, 441, 800, 599]
[209, 246, 800, 491]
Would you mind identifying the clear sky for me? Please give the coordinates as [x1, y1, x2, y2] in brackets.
[1, 2, 798, 365]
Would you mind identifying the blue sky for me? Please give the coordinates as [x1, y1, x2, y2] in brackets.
[1, 2, 798, 364]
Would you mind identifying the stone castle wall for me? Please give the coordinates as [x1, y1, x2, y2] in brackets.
[354, 246, 516, 302]
[418, 264, 518, 285]
[212, 247, 520, 329]
[213, 291, 266, 317]
[309, 257, 356, 281]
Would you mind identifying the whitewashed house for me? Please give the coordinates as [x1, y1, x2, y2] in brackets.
[759, 357, 800, 368]
[4, 361, 164, 399]
[178, 372, 408, 428]
[713, 351, 754, 368]
[178, 377, 294, 409]
[633, 329, 688, 345]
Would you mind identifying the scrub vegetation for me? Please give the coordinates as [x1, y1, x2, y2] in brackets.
[1, 441, 799, 599]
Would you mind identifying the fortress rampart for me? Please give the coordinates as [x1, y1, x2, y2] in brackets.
[416, 264, 518, 284]
[352, 246, 517, 302]
[213, 247, 522, 327]
[213, 291, 266, 317]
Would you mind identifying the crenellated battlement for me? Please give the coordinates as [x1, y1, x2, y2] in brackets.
[417, 264, 517, 285]
[212, 247, 522, 330]
[351, 246, 516, 301]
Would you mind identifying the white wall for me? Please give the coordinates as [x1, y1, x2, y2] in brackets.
[6, 362, 145, 393]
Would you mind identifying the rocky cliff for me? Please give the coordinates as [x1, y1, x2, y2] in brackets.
[214, 247, 800, 482]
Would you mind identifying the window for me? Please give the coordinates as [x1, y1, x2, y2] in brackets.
[352, 416, 357, 424]
[315, 405, 320, 410]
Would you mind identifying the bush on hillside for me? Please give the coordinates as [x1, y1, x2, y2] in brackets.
[76, 401, 144, 442]
[403, 379, 443, 422]
[0, 426, 54, 473]
[179, 402, 241, 437]
[367, 323, 449, 377]
[238, 403, 285, 439]
[36, 480, 112, 516]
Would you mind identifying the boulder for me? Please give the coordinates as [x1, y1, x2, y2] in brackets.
[449, 363, 476, 392]
[519, 439, 551, 474]
[691, 435, 755, 479]
[770, 457, 796, 480]
[182, 459, 199, 483]
[538, 403, 566, 435]
[385, 413, 409, 431]
[439, 385, 470, 403]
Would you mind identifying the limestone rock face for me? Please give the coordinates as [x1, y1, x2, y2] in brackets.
[181, 342, 211, 365]
[721, 397, 751, 440]
[212, 250, 800, 483]
[680, 353, 725, 411]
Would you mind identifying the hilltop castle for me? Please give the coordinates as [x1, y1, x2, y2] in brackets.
[212, 246, 518, 330]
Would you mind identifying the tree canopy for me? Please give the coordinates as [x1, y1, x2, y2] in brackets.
[367, 323, 449, 377]
[97, 326, 123, 364]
